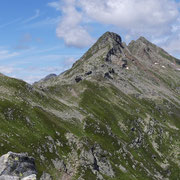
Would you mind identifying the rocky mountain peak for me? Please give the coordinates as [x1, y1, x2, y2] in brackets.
[137, 36, 150, 43]
[34, 32, 129, 87]
[98, 31, 122, 45]
[128, 36, 155, 51]
[35, 31, 180, 88]
[136, 36, 158, 50]
[94, 31, 124, 51]
[79, 32, 125, 64]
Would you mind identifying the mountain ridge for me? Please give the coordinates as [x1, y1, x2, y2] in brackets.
[0, 32, 180, 180]
[34, 32, 180, 102]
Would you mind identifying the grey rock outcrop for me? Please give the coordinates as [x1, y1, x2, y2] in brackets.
[40, 172, 52, 180]
[0, 152, 37, 180]
[80, 145, 115, 178]
[0, 175, 19, 180]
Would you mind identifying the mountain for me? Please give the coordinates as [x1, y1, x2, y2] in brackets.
[0, 32, 180, 180]
[34, 73, 57, 85]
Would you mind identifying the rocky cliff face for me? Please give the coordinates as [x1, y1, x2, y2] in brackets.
[0, 32, 180, 179]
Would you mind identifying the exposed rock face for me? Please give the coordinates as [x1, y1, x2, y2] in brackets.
[40, 172, 52, 180]
[80, 146, 115, 178]
[0, 152, 37, 180]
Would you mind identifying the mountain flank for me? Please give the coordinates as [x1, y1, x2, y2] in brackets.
[0, 32, 180, 180]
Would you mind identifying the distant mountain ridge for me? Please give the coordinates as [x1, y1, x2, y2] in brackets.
[34, 73, 57, 85]
[0, 32, 180, 180]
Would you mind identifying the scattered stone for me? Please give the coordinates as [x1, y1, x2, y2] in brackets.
[75, 76, 82, 83]
[85, 71, 92, 76]
[109, 68, 115, 74]
[119, 164, 127, 173]
[152, 155, 156, 159]
[0, 175, 19, 180]
[122, 59, 127, 68]
[104, 72, 113, 79]
[22, 174, 36, 180]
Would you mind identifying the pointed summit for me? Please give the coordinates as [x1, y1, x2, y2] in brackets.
[80, 32, 124, 62]
[35, 31, 128, 87]
[128, 36, 157, 56]
[137, 36, 149, 42]
[98, 31, 122, 45]
[136, 36, 156, 47]
[34, 31, 180, 96]
[93, 31, 123, 50]
[128, 36, 155, 51]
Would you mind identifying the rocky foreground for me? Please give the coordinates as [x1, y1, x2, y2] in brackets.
[0, 152, 37, 180]
[0, 152, 52, 180]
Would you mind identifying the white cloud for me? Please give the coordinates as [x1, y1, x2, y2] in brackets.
[32, 46, 60, 54]
[79, 0, 179, 36]
[14, 45, 30, 50]
[64, 57, 76, 65]
[0, 66, 15, 74]
[48, 2, 61, 11]
[22, 16, 60, 29]
[171, 17, 180, 32]
[49, 0, 94, 48]
[0, 50, 19, 60]
[19, 65, 68, 84]
[22, 9, 40, 24]
[162, 34, 180, 55]
[23, 75, 45, 84]
[0, 18, 22, 29]
[49, 0, 180, 49]
[40, 66, 64, 72]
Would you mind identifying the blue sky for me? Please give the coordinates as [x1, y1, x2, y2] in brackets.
[0, 0, 180, 83]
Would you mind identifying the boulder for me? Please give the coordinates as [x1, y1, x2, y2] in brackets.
[85, 71, 92, 76]
[104, 73, 113, 79]
[122, 59, 127, 68]
[40, 172, 52, 180]
[0, 152, 37, 180]
[109, 68, 115, 74]
[75, 76, 82, 83]
[0, 175, 19, 180]
[22, 174, 36, 180]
